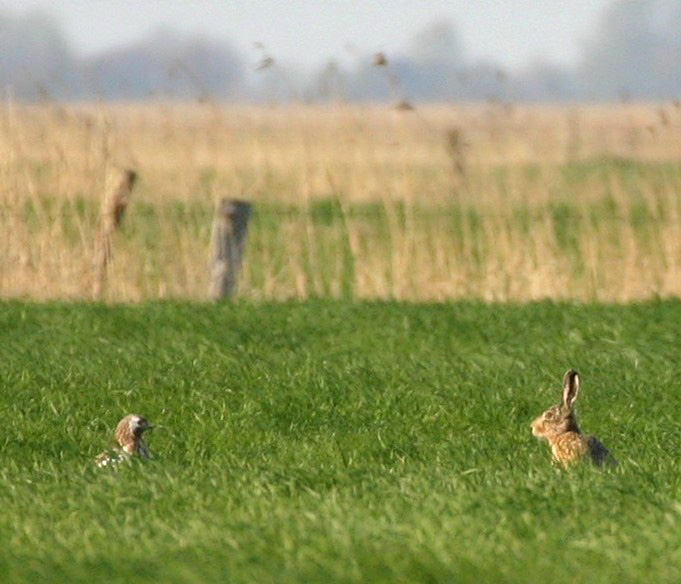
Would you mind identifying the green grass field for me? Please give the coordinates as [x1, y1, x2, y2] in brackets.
[2, 300, 681, 583]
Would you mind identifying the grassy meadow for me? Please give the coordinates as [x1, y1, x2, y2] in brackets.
[3, 102, 681, 301]
[2, 300, 681, 583]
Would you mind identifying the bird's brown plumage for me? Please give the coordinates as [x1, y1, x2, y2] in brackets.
[95, 414, 153, 467]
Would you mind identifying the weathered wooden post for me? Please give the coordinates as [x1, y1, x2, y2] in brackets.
[92, 168, 137, 300]
[210, 198, 252, 300]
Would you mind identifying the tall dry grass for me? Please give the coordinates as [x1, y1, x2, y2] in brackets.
[2, 100, 681, 302]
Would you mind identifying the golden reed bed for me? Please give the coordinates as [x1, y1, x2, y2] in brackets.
[2, 102, 681, 302]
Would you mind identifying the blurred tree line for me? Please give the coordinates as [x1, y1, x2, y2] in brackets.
[1, 0, 680, 103]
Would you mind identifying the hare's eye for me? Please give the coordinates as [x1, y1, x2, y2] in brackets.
[544, 411, 554, 420]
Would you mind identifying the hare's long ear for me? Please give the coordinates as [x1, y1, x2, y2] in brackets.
[562, 369, 580, 410]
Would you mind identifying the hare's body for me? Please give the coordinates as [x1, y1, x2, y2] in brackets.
[551, 431, 588, 466]
[531, 370, 615, 468]
[550, 432, 612, 467]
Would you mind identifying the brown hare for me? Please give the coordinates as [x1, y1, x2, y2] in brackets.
[531, 369, 616, 468]
[95, 414, 153, 468]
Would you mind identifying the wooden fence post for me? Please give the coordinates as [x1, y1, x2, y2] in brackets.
[210, 198, 252, 300]
[92, 168, 137, 300]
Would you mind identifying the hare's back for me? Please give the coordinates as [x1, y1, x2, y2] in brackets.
[587, 435, 617, 467]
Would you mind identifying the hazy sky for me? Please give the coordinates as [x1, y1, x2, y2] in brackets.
[2, 0, 615, 71]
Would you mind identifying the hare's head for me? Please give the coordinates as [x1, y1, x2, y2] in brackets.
[531, 369, 581, 440]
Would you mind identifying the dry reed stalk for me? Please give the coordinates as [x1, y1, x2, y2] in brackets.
[565, 109, 582, 161]
[445, 127, 467, 192]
